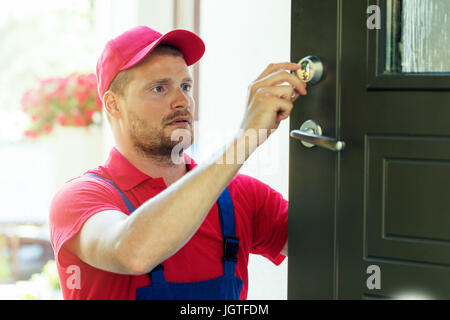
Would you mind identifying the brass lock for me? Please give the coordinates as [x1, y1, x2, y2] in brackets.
[295, 56, 324, 85]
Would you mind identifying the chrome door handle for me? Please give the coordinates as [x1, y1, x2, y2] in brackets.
[290, 120, 345, 152]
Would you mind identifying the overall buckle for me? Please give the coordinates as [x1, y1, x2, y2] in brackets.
[223, 236, 240, 262]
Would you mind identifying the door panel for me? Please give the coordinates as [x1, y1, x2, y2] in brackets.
[288, 0, 340, 299]
[289, 0, 450, 299]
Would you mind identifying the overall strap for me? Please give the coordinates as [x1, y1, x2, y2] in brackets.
[84, 173, 165, 281]
[84, 173, 137, 214]
[217, 187, 240, 276]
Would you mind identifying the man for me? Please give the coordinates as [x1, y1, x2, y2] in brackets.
[49, 25, 306, 300]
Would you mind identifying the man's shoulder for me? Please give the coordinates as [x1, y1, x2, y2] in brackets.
[49, 166, 126, 229]
[51, 167, 117, 204]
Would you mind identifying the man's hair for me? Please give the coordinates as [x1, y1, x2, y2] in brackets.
[104, 44, 185, 122]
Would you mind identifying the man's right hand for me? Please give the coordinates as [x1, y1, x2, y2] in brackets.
[239, 62, 307, 147]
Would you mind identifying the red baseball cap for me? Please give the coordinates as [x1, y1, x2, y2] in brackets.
[96, 25, 205, 101]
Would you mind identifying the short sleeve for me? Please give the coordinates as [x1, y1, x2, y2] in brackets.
[248, 177, 288, 265]
[49, 176, 126, 267]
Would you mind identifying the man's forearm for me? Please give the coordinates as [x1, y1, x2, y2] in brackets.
[115, 133, 255, 274]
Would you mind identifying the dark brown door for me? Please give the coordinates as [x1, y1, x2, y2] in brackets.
[288, 0, 450, 299]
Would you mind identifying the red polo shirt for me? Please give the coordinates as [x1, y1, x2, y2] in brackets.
[49, 147, 287, 300]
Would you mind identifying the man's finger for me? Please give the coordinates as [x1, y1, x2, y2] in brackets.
[256, 71, 307, 96]
[256, 62, 302, 81]
[255, 85, 294, 101]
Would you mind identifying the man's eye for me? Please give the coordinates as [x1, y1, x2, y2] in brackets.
[182, 84, 192, 91]
[152, 86, 164, 93]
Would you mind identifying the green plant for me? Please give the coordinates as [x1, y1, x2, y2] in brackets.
[41, 260, 60, 290]
[18, 260, 61, 300]
[0, 237, 11, 281]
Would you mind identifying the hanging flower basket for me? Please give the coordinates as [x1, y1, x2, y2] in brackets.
[21, 73, 102, 139]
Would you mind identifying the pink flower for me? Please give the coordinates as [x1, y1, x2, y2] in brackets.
[21, 90, 33, 109]
[74, 89, 89, 105]
[43, 123, 53, 134]
[31, 114, 41, 122]
[85, 109, 94, 121]
[58, 93, 67, 105]
[42, 102, 51, 114]
[56, 113, 68, 126]
[24, 130, 39, 139]
[95, 94, 102, 109]
[73, 114, 86, 127]
[71, 109, 86, 127]
[22, 72, 102, 138]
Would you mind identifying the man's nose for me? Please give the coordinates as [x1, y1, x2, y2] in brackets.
[171, 87, 190, 109]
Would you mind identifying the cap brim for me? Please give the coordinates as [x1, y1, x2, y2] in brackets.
[120, 29, 205, 71]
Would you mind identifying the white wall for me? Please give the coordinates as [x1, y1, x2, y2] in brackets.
[198, 0, 291, 300]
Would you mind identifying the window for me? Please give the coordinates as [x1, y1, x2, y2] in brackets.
[386, 0, 450, 73]
[0, 0, 96, 141]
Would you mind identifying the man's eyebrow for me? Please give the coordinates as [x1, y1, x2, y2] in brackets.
[146, 77, 193, 86]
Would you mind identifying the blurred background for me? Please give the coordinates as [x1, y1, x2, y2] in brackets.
[0, 0, 290, 299]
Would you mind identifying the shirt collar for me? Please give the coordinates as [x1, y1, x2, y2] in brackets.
[104, 147, 198, 191]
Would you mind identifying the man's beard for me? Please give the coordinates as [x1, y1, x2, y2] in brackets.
[127, 109, 194, 166]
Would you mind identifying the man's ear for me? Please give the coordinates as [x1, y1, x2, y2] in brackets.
[103, 91, 122, 120]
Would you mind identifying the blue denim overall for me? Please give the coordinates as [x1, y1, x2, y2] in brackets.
[85, 173, 244, 300]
